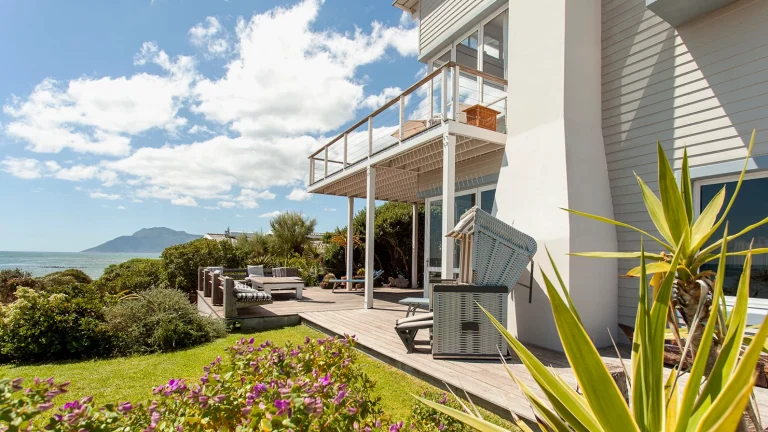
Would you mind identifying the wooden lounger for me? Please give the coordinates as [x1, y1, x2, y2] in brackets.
[248, 276, 304, 299]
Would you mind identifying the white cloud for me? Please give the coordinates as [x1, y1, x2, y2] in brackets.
[219, 201, 236, 208]
[324, 207, 336, 212]
[189, 17, 229, 57]
[3, 43, 196, 156]
[117, 205, 126, 210]
[52, 164, 99, 181]
[204, 205, 220, 210]
[107, 135, 317, 201]
[191, 0, 418, 138]
[360, 86, 402, 110]
[171, 196, 198, 207]
[286, 188, 311, 201]
[188, 124, 215, 135]
[260, 210, 282, 218]
[1, 157, 42, 179]
[90, 191, 121, 200]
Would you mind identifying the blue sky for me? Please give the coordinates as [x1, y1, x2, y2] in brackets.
[0, 0, 423, 252]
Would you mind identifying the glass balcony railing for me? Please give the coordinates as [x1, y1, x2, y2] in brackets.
[308, 62, 507, 185]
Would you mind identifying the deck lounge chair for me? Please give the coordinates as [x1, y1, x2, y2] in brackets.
[247, 276, 304, 299]
[394, 312, 433, 353]
[223, 280, 273, 319]
[328, 269, 385, 293]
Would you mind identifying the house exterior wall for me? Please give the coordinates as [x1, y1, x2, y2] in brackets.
[418, 0, 506, 61]
[600, 0, 768, 333]
[496, 0, 618, 351]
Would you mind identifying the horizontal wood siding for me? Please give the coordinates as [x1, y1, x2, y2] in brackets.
[417, 149, 503, 194]
[420, 0, 484, 55]
[601, 0, 768, 330]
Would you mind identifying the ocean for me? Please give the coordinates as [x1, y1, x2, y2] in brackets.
[0, 251, 160, 279]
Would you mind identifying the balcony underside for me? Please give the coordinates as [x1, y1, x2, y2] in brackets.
[308, 121, 506, 203]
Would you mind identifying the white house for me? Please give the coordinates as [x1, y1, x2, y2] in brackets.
[307, 0, 768, 350]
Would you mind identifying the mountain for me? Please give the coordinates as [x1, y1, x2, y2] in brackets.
[83, 228, 201, 253]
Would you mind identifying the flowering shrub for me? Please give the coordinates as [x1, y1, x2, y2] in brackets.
[407, 391, 474, 431]
[0, 336, 420, 431]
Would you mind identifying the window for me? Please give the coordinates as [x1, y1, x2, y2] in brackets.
[697, 173, 768, 299]
[482, 11, 506, 79]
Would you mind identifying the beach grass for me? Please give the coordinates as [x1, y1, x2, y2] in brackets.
[0, 324, 516, 428]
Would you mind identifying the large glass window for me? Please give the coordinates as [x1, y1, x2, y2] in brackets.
[481, 189, 496, 214]
[698, 174, 768, 298]
[483, 11, 506, 80]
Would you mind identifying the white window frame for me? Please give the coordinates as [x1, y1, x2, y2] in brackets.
[693, 170, 768, 324]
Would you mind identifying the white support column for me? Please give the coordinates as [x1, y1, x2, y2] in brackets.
[364, 166, 376, 309]
[346, 196, 354, 291]
[324, 147, 328, 179]
[309, 158, 314, 184]
[477, 24, 485, 104]
[411, 203, 419, 289]
[440, 134, 455, 280]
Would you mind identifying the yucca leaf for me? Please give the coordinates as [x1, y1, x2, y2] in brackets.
[569, 251, 665, 260]
[512, 375, 571, 432]
[675, 226, 728, 432]
[632, 240, 650, 427]
[414, 396, 510, 432]
[546, 247, 583, 325]
[626, 261, 671, 277]
[657, 142, 691, 252]
[665, 370, 679, 432]
[479, 305, 601, 432]
[647, 236, 685, 431]
[636, 173, 676, 246]
[689, 186, 726, 254]
[696, 312, 768, 432]
[540, 271, 639, 431]
[692, 248, 753, 420]
[697, 247, 768, 266]
[681, 148, 694, 223]
[562, 208, 672, 250]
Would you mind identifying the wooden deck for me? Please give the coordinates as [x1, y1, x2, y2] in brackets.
[198, 286, 423, 319]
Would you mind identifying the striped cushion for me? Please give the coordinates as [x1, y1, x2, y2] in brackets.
[234, 287, 272, 303]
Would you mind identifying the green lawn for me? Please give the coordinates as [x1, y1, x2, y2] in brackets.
[0, 324, 516, 429]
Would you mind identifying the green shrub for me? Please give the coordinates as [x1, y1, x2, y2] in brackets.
[103, 287, 225, 356]
[92, 258, 165, 294]
[38, 269, 92, 288]
[0, 286, 111, 362]
[408, 391, 473, 431]
[0, 268, 41, 304]
[161, 238, 227, 294]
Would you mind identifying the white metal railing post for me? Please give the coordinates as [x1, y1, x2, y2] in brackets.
[368, 117, 373, 157]
[451, 65, 460, 121]
[398, 95, 405, 142]
[440, 67, 448, 121]
[343, 133, 348, 168]
[324, 147, 328, 179]
[309, 158, 314, 184]
[477, 25, 485, 104]
[428, 70, 434, 121]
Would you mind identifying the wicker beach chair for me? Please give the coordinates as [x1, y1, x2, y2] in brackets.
[395, 206, 537, 357]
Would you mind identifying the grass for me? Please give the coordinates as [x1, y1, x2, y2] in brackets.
[0, 324, 516, 429]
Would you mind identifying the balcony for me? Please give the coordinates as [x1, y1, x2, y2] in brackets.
[307, 61, 508, 203]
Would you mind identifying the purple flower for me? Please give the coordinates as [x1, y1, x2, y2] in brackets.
[117, 402, 133, 412]
[11, 377, 23, 391]
[253, 383, 268, 396]
[348, 406, 358, 415]
[37, 402, 54, 411]
[320, 373, 332, 386]
[332, 390, 347, 405]
[389, 422, 404, 432]
[212, 394, 226, 403]
[248, 337, 255, 344]
[438, 393, 448, 404]
[61, 400, 81, 411]
[274, 399, 291, 416]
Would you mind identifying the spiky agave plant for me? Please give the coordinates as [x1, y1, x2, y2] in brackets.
[566, 130, 768, 357]
[417, 238, 768, 431]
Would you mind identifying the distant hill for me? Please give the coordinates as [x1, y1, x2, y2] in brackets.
[83, 228, 201, 253]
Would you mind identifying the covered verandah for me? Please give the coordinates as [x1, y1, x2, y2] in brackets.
[308, 120, 506, 308]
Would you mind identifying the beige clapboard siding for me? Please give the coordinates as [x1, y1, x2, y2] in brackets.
[419, 0, 484, 54]
[417, 149, 503, 194]
[600, 0, 768, 330]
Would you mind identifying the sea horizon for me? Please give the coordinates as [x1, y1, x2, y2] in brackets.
[0, 251, 160, 279]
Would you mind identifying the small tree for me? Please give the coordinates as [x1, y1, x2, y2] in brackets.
[269, 212, 317, 257]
